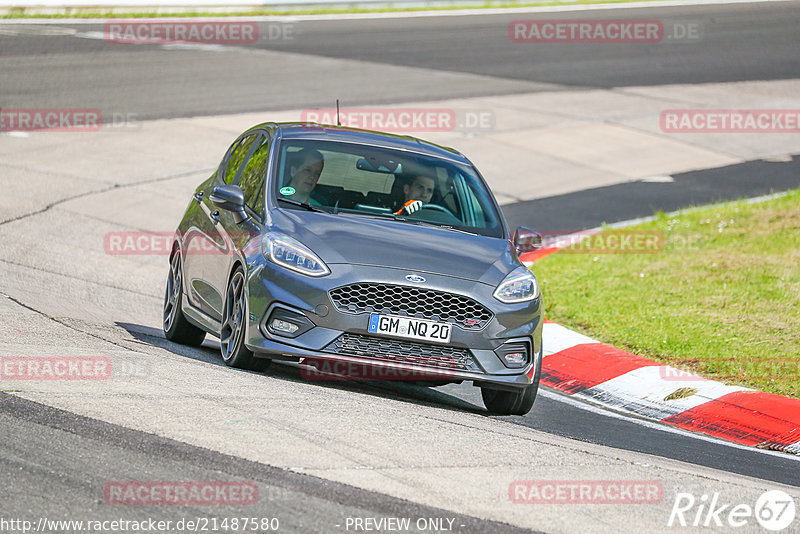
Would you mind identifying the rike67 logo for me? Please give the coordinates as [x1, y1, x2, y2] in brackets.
[668, 490, 796, 531]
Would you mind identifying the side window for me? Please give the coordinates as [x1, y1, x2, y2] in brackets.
[214, 139, 239, 181]
[239, 135, 270, 213]
[222, 133, 259, 185]
[251, 179, 266, 216]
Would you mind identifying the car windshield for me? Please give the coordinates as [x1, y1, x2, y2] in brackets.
[273, 139, 504, 238]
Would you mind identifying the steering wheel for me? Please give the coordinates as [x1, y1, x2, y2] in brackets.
[419, 203, 456, 217]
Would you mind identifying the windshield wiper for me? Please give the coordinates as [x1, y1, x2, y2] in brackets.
[438, 225, 479, 236]
[394, 218, 479, 236]
[342, 210, 400, 220]
[277, 197, 328, 213]
[339, 210, 479, 235]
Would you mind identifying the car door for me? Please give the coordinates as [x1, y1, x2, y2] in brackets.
[203, 131, 269, 320]
[182, 139, 238, 318]
[182, 132, 260, 321]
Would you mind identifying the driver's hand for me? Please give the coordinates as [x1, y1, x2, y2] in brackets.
[397, 200, 424, 215]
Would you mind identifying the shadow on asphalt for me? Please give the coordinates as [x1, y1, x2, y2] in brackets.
[116, 322, 486, 416]
[502, 154, 800, 231]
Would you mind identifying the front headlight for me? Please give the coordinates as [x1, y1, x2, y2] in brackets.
[262, 233, 330, 277]
[493, 266, 539, 303]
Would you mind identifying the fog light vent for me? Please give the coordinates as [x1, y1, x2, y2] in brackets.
[504, 352, 526, 366]
[271, 319, 299, 334]
[265, 307, 314, 338]
[495, 341, 530, 369]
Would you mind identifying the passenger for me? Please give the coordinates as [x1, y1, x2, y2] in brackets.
[395, 174, 436, 215]
[286, 148, 324, 204]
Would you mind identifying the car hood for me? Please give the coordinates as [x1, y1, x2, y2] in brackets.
[269, 209, 516, 286]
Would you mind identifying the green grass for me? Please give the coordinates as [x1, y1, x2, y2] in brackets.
[532, 189, 800, 399]
[0, 0, 663, 19]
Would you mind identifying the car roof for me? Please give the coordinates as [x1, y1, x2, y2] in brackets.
[253, 122, 471, 165]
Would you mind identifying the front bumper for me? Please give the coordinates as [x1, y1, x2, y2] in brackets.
[243, 260, 543, 388]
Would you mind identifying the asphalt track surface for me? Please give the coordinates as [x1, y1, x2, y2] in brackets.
[1, 3, 800, 118]
[1, 2, 800, 531]
[0, 393, 532, 534]
[255, 3, 800, 88]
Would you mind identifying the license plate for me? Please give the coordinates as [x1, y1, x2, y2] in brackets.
[367, 313, 452, 344]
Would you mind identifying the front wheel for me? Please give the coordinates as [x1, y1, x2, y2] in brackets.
[220, 267, 271, 372]
[481, 382, 539, 416]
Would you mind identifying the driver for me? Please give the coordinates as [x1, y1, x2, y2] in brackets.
[287, 148, 324, 205]
[395, 174, 435, 215]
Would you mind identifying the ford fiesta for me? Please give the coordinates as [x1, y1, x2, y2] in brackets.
[163, 122, 544, 415]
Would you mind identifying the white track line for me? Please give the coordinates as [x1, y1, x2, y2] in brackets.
[542, 322, 597, 356]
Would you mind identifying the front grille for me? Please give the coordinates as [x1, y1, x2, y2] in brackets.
[325, 333, 479, 372]
[328, 283, 493, 330]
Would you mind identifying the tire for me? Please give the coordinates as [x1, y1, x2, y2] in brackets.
[163, 251, 206, 347]
[161, 251, 206, 347]
[481, 348, 542, 416]
[481, 381, 539, 416]
[220, 266, 271, 372]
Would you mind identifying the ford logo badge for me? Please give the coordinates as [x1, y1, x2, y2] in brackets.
[405, 275, 426, 283]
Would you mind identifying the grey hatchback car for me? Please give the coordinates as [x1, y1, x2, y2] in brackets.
[163, 122, 544, 415]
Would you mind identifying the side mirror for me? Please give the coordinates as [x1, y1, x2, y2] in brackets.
[209, 185, 248, 224]
[513, 226, 543, 255]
